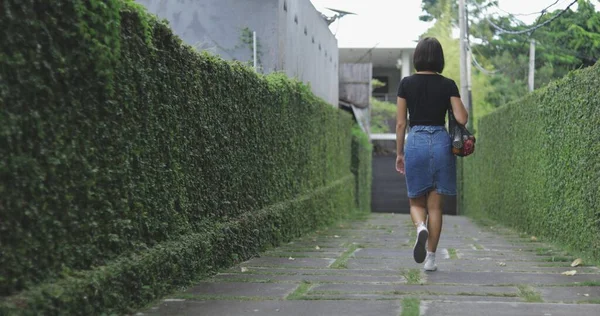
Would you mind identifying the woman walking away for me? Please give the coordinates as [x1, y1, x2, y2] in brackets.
[395, 37, 468, 272]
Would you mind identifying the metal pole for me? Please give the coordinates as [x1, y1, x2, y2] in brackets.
[458, 0, 468, 216]
[528, 39, 535, 92]
[253, 31, 257, 71]
[466, 8, 474, 132]
[459, 0, 469, 112]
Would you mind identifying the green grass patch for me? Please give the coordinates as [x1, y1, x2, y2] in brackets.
[286, 281, 313, 300]
[578, 299, 600, 304]
[401, 297, 420, 316]
[448, 248, 459, 259]
[535, 247, 555, 256]
[401, 269, 422, 285]
[517, 285, 543, 303]
[330, 244, 361, 269]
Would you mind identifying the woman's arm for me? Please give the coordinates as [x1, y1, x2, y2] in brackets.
[396, 97, 408, 173]
[396, 97, 408, 153]
[450, 96, 469, 125]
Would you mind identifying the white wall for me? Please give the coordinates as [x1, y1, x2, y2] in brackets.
[276, 0, 338, 105]
[136, 0, 338, 106]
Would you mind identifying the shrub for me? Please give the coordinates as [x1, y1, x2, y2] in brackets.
[0, 0, 371, 313]
[460, 62, 600, 260]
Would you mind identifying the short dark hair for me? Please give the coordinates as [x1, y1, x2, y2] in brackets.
[413, 37, 445, 73]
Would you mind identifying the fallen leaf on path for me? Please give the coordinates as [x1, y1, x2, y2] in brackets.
[241, 267, 248, 272]
[315, 245, 320, 250]
[498, 262, 506, 266]
[561, 270, 577, 276]
[288, 257, 295, 261]
[571, 258, 583, 267]
[530, 236, 538, 242]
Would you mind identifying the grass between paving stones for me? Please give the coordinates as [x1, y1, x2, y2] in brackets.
[286, 281, 313, 300]
[577, 299, 600, 304]
[401, 297, 420, 316]
[517, 285, 543, 302]
[401, 269, 422, 285]
[448, 248, 459, 259]
[560, 280, 600, 287]
[539, 256, 573, 263]
[330, 244, 361, 269]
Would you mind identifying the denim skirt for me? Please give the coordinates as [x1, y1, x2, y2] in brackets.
[404, 125, 456, 198]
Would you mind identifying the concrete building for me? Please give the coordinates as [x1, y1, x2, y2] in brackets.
[136, 0, 339, 106]
[340, 47, 415, 103]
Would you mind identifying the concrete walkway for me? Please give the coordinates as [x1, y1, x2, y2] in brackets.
[139, 214, 600, 316]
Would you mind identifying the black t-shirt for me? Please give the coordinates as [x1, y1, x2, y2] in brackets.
[397, 74, 460, 127]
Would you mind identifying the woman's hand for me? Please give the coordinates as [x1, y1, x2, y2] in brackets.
[396, 154, 405, 174]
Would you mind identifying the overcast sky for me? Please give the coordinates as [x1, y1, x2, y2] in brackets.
[309, 0, 588, 48]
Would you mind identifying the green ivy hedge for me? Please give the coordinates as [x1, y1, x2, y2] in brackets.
[461, 62, 600, 260]
[0, 0, 371, 314]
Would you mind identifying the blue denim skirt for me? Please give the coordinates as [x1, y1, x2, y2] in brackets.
[404, 125, 456, 198]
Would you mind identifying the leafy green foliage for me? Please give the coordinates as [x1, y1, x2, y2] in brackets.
[370, 98, 397, 134]
[469, 0, 600, 105]
[461, 62, 600, 262]
[0, 0, 372, 313]
[422, 1, 600, 106]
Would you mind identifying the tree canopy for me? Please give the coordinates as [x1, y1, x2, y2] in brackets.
[420, 0, 600, 107]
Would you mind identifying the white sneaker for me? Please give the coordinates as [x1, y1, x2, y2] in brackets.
[413, 223, 429, 263]
[424, 252, 437, 271]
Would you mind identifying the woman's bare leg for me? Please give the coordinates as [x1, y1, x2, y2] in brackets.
[426, 191, 444, 252]
[409, 195, 427, 226]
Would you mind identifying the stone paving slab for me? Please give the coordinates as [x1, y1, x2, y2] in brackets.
[139, 214, 600, 315]
[228, 267, 403, 276]
[433, 263, 600, 274]
[303, 294, 522, 302]
[310, 284, 519, 296]
[140, 300, 403, 316]
[537, 286, 600, 303]
[183, 282, 297, 298]
[260, 251, 345, 258]
[213, 273, 407, 284]
[421, 301, 600, 316]
[425, 271, 600, 285]
[353, 248, 414, 258]
[239, 257, 335, 268]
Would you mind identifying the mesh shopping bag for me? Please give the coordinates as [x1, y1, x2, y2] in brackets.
[448, 109, 476, 157]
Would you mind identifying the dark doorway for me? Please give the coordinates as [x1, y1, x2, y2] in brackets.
[371, 153, 457, 215]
